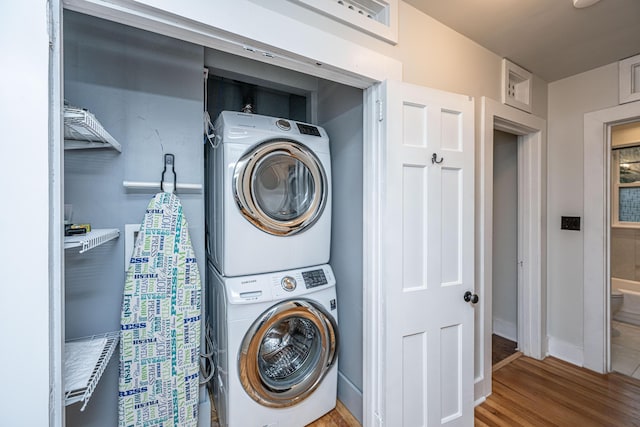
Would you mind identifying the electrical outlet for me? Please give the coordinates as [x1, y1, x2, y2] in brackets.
[561, 216, 581, 231]
[124, 223, 141, 271]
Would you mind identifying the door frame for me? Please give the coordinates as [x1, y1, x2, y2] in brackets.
[583, 101, 640, 373]
[52, 2, 400, 426]
[477, 97, 547, 399]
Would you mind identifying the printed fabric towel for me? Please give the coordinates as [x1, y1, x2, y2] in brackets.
[119, 192, 201, 427]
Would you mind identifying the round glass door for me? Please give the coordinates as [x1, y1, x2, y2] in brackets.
[238, 299, 338, 408]
[234, 140, 327, 236]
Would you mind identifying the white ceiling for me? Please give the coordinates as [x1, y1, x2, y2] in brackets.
[404, 0, 640, 82]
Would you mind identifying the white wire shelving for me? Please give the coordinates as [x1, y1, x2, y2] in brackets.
[64, 229, 120, 253]
[64, 331, 119, 411]
[64, 106, 122, 152]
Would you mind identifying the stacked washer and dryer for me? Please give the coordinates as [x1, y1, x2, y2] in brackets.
[206, 111, 339, 427]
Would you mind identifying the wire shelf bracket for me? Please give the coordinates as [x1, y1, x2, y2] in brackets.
[64, 106, 122, 152]
[64, 331, 119, 411]
[64, 229, 120, 253]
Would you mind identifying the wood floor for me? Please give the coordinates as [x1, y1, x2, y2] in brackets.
[307, 400, 361, 426]
[492, 334, 518, 365]
[211, 355, 640, 426]
[476, 355, 640, 426]
[210, 398, 361, 426]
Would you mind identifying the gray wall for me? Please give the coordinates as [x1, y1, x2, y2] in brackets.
[492, 130, 518, 341]
[318, 81, 364, 423]
[64, 12, 204, 426]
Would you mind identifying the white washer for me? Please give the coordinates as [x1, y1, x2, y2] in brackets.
[207, 111, 332, 277]
[207, 262, 338, 427]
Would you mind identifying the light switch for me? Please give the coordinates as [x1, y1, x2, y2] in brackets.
[561, 216, 580, 231]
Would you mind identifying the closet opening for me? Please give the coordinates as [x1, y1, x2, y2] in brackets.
[62, 9, 365, 426]
[491, 129, 520, 367]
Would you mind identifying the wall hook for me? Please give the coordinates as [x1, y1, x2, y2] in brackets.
[431, 153, 444, 164]
[160, 153, 177, 193]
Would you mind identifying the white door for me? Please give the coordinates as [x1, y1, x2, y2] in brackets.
[381, 80, 475, 426]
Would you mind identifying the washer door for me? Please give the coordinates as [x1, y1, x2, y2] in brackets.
[233, 140, 328, 236]
[238, 299, 338, 408]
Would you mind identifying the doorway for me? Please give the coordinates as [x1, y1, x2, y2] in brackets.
[491, 130, 519, 366]
[583, 102, 640, 374]
[478, 97, 547, 400]
[608, 121, 640, 378]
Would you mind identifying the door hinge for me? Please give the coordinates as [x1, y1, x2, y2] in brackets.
[376, 99, 384, 122]
[47, 0, 53, 49]
[374, 412, 384, 427]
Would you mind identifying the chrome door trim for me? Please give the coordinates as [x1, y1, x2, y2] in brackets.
[238, 299, 338, 408]
[233, 140, 328, 236]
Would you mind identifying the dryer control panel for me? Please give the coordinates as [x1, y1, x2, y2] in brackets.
[296, 123, 321, 137]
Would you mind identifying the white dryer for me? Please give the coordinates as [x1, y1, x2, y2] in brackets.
[207, 111, 332, 277]
[207, 262, 338, 427]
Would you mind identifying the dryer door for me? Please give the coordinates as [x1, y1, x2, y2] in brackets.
[233, 140, 328, 236]
[238, 299, 338, 408]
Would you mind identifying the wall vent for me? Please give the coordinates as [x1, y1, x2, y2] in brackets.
[289, 0, 398, 44]
[619, 53, 640, 104]
[501, 59, 532, 113]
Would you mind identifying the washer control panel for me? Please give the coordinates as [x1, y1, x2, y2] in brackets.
[225, 264, 335, 303]
[280, 276, 297, 292]
[302, 269, 328, 288]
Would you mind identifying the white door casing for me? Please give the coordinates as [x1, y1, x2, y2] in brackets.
[379, 80, 475, 426]
[584, 101, 640, 374]
[477, 97, 546, 400]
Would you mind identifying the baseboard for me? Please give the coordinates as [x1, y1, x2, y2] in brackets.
[546, 336, 584, 366]
[492, 317, 517, 342]
[474, 396, 486, 407]
[198, 384, 212, 427]
[337, 371, 363, 425]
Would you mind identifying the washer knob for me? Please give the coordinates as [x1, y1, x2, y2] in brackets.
[276, 119, 291, 131]
[281, 276, 297, 291]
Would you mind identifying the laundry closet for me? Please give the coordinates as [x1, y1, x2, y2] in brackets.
[63, 9, 364, 426]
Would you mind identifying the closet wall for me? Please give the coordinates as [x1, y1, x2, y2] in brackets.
[318, 80, 365, 419]
[492, 130, 518, 341]
[64, 11, 204, 425]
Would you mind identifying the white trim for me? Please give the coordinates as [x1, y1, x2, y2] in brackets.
[362, 83, 384, 427]
[478, 97, 547, 401]
[474, 396, 487, 407]
[547, 336, 584, 366]
[50, 0, 65, 425]
[583, 101, 640, 373]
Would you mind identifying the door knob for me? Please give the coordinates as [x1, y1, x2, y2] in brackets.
[464, 291, 479, 304]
